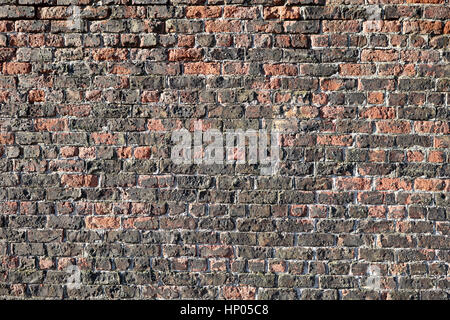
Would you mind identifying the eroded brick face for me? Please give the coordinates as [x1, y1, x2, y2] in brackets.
[0, 0, 449, 300]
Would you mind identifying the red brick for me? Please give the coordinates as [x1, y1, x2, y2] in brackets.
[168, 48, 202, 61]
[147, 119, 166, 131]
[406, 0, 444, 4]
[320, 79, 355, 91]
[369, 150, 386, 162]
[2, 62, 31, 75]
[339, 64, 375, 76]
[35, 119, 68, 131]
[61, 174, 98, 187]
[428, 151, 444, 163]
[177, 35, 195, 47]
[134, 147, 151, 159]
[424, 6, 450, 19]
[269, 260, 286, 273]
[407, 151, 425, 162]
[414, 121, 449, 134]
[199, 245, 234, 258]
[28, 90, 45, 103]
[403, 21, 443, 35]
[91, 133, 120, 145]
[0, 133, 14, 145]
[0, 90, 9, 103]
[92, 48, 128, 61]
[222, 286, 256, 300]
[444, 21, 450, 34]
[414, 178, 449, 192]
[376, 121, 411, 134]
[223, 62, 249, 75]
[434, 136, 450, 148]
[311, 35, 328, 47]
[141, 90, 160, 103]
[263, 6, 301, 20]
[367, 207, 385, 219]
[39, 257, 54, 270]
[389, 206, 406, 219]
[376, 178, 412, 191]
[60, 146, 78, 158]
[224, 6, 259, 19]
[361, 49, 399, 62]
[185, 6, 222, 19]
[85, 216, 120, 229]
[367, 92, 384, 104]
[0, 201, 18, 214]
[361, 107, 396, 119]
[117, 147, 132, 159]
[205, 20, 241, 33]
[317, 135, 353, 146]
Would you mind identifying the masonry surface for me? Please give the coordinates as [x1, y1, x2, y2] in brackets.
[0, 0, 449, 300]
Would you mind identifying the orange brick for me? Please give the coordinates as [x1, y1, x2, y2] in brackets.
[147, 119, 165, 131]
[414, 178, 449, 192]
[134, 146, 151, 159]
[91, 133, 121, 145]
[184, 62, 221, 75]
[61, 174, 98, 187]
[361, 49, 399, 62]
[361, 107, 396, 119]
[222, 286, 256, 300]
[336, 177, 372, 191]
[168, 48, 202, 61]
[0, 133, 15, 145]
[205, 20, 241, 33]
[28, 90, 45, 103]
[369, 150, 386, 162]
[185, 6, 222, 19]
[376, 178, 412, 191]
[263, 6, 301, 20]
[117, 147, 132, 158]
[376, 121, 411, 134]
[2, 62, 31, 75]
[428, 151, 444, 163]
[60, 146, 78, 158]
[35, 119, 68, 131]
[368, 92, 384, 104]
[85, 216, 120, 229]
[407, 151, 424, 162]
[263, 64, 298, 76]
[92, 48, 128, 61]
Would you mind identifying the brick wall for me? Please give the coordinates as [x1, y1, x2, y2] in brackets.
[0, 0, 449, 300]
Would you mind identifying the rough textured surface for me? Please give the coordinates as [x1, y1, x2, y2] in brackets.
[0, 0, 449, 300]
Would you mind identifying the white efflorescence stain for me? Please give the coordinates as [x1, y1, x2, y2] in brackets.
[68, 5, 82, 32]
[365, 265, 381, 291]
